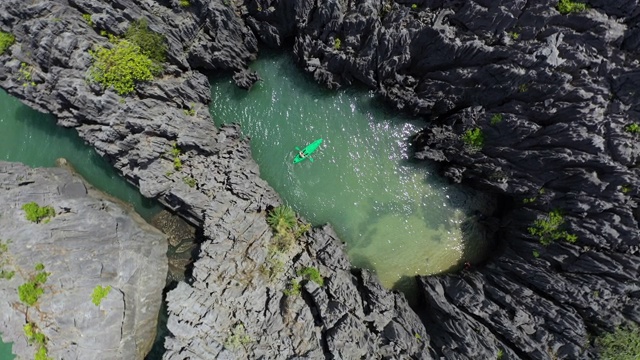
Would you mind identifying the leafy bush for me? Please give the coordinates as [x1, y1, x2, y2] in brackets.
[18, 263, 49, 306]
[82, 14, 94, 27]
[625, 123, 640, 134]
[298, 266, 324, 286]
[334, 38, 341, 50]
[18, 282, 44, 306]
[124, 19, 167, 69]
[0, 31, 15, 54]
[89, 36, 159, 95]
[528, 210, 577, 246]
[557, 0, 587, 14]
[182, 176, 196, 188]
[267, 206, 297, 236]
[462, 128, 484, 148]
[179, 0, 190, 6]
[22, 202, 55, 223]
[224, 323, 251, 349]
[91, 285, 112, 306]
[596, 325, 640, 360]
[490, 114, 503, 125]
[283, 279, 301, 296]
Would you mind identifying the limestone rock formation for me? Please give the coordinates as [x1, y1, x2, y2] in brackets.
[0, 161, 167, 360]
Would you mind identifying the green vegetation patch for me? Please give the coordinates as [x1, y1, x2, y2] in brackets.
[557, 0, 587, 14]
[527, 209, 577, 246]
[490, 113, 503, 125]
[183, 176, 197, 188]
[298, 266, 324, 286]
[283, 279, 301, 296]
[0, 240, 14, 280]
[22, 202, 55, 223]
[24, 322, 51, 360]
[462, 128, 484, 148]
[179, 0, 190, 7]
[624, 123, 640, 134]
[170, 142, 183, 170]
[224, 323, 251, 349]
[596, 325, 640, 360]
[18, 264, 50, 306]
[82, 14, 94, 27]
[89, 36, 160, 95]
[0, 31, 15, 54]
[334, 38, 341, 50]
[124, 19, 167, 68]
[91, 285, 112, 306]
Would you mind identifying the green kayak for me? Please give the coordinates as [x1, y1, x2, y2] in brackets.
[294, 138, 323, 163]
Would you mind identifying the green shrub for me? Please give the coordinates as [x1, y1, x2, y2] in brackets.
[179, 0, 190, 6]
[183, 176, 196, 188]
[18, 264, 49, 306]
[267, 206, 297, 236]
[22, 202, 55, 223]
[89, 36, 159, 95]
[124, 19, 167, 68]
[596, 325, 640, 360]
[298, 266, 324, 286]
[91, 285, 111, 306]
[557, 0, 587, 14]
[490, 114, 503, 125]
[334, 38, 341, 50]
[82, 14, 94, 27]
[0, 31, 15, 54]
[411, 3, 417, 9]
[625, 123, 640, 134]
[34, 347, 51, 360]
[527, 210, 577, 246]
[18, 282, 44, 306]
[224, 323, 251, 349]
[283, 279, 301, 296]
[259, 248, 285, 281]
[509, 32, 520, 40]
[532, 250, 540, 258]
[462, 128, 484, 148]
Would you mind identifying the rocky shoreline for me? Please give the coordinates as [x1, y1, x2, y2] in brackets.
[1, 0, 639, 358]
[0, 161, 167, 359]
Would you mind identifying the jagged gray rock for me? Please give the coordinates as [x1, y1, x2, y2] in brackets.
[0, 161, 167, 360]
[0, 0, 428, 358]
[4, 0, 640, 358]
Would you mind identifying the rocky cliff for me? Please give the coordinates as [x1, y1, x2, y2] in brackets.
[241, 0, 640, 358]
[2, 0, 639, 358]
[0, 0, 427, 358]
[0, 161, 167, 359]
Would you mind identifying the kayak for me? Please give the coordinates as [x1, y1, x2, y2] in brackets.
[294, 138, 323, 164]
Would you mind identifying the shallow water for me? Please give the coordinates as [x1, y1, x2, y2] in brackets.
[0, 334, 14, 360]
[0, 89, 162, 220]
[210, 51, 490, 290]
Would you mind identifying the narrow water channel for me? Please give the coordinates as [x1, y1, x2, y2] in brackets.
[210, 51, 491, 291]
[0, 88, 163, 357]
[0, 89, 162, 220]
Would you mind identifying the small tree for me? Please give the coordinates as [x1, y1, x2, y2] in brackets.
[124, 19, 167, 70]
[0, 31, 15, 54]
[89, 36, 160, 95]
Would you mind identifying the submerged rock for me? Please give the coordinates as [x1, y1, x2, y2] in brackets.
[0, 161, 167, 360]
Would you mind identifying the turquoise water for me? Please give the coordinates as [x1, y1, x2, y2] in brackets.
[0, 334, 14, 360]
[0, 89, 162, 220]
[210, 52, 489, 289]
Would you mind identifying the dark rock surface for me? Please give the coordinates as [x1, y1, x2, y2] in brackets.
[3, 0, 640, 358]
[0, 0, 427, 358]
[0, 161, 167, 360]
[241, 0, 640, 358]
